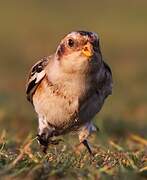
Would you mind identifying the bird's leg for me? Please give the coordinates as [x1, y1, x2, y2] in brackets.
[82, 139, 93, 155]
[78, 122, 97, 155]
[37, 116, 56, 153]
[37, 127, 53, 153]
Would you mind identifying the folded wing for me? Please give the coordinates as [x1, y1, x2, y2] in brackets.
[26, 57, 49, 103]
[96, 61, 113, 99]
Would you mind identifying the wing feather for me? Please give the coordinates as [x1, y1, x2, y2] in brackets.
[96, 61, 113, 98]
[26, 57, 48, 103]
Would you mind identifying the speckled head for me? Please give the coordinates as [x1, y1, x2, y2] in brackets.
[56, 31, 100, 59]
[55, 31, 102, 73]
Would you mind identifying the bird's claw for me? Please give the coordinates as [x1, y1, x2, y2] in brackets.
[37, 134, 63, 153]
[37, 134, 48, 147]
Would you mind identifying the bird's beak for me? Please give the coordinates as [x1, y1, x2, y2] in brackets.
[82, 42, 93, 58]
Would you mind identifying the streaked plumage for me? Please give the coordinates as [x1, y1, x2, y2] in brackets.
[26, 31, 113, 154]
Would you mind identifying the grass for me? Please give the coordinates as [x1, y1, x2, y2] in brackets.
[0, 131, 146, 179]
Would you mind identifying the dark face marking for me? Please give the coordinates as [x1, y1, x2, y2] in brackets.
[57, 43, 66, 58]
[57, 37, 77, 60]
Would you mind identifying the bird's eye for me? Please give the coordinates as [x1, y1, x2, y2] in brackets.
[67, 38, 75, 48]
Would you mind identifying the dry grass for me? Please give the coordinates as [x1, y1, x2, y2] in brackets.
[0, 131, 146, 180]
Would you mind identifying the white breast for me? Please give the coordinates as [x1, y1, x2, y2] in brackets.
[33, 75, 86, 128]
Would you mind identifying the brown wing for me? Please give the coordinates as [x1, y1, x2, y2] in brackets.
[26, 57, 49, 103]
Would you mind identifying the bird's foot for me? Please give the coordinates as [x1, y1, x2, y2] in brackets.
[37, 133, 49, 153]
[37, 134, 63, 153]
[37, 133, 48, 147]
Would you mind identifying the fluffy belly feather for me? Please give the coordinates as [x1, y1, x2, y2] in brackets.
[33, 82, 79, 128]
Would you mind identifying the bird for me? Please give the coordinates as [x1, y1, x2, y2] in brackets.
[26, 31, 113, 154]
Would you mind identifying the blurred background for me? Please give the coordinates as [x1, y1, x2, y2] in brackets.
[0, 0, 147, 140]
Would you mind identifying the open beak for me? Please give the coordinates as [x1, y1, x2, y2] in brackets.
[82, 42, 93, 58]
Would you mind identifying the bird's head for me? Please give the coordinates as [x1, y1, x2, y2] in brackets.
[55, 31, 102, 73]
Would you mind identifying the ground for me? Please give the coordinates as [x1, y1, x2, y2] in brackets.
[0, 124, 146, 180]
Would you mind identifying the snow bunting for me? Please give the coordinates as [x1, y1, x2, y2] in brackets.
[26, 31, 113, 154]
